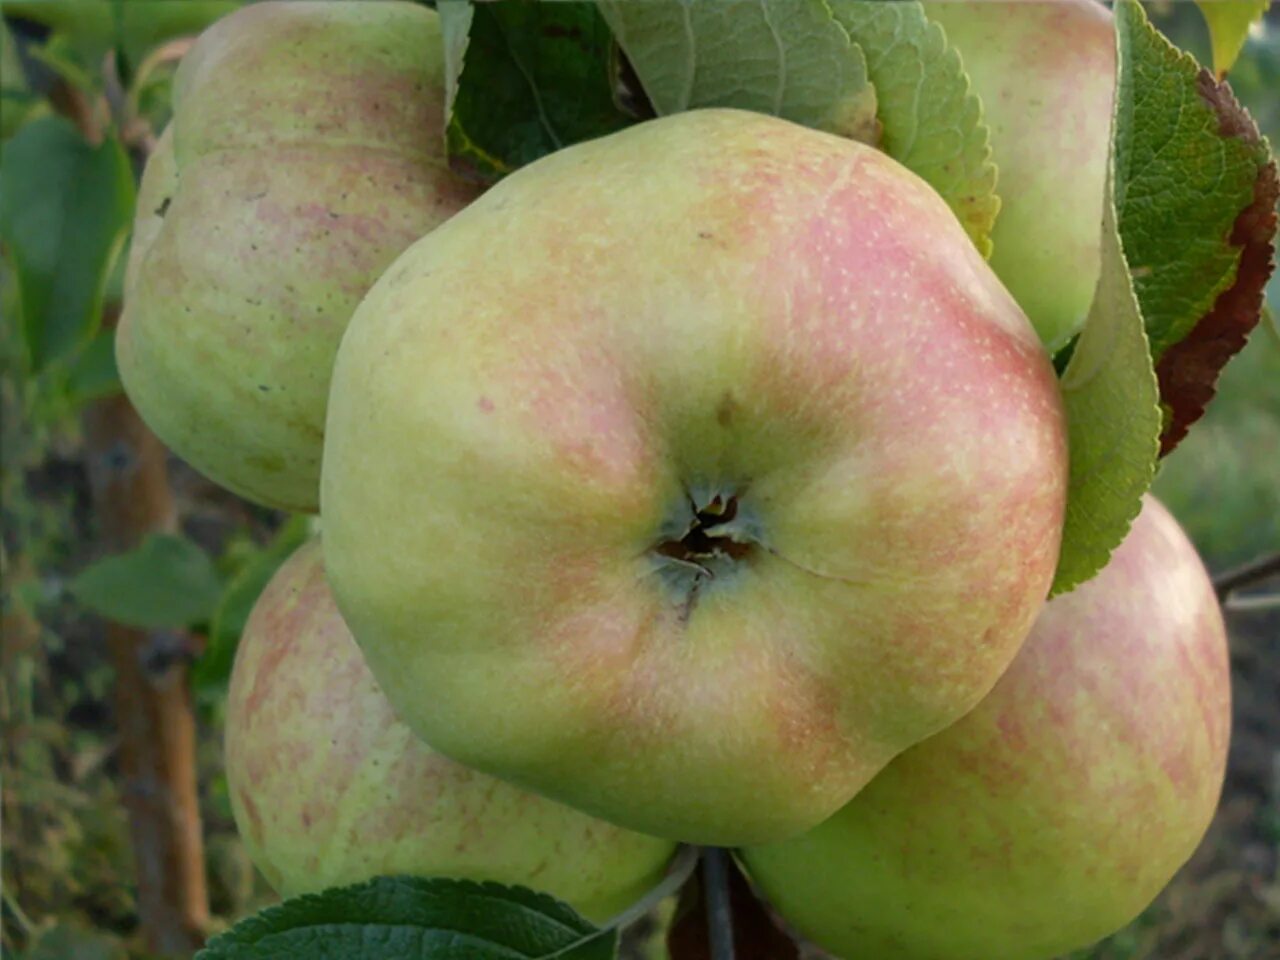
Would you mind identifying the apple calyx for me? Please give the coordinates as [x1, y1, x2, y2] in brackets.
[652, 487, 763, 616]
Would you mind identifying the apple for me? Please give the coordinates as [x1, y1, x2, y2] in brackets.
[225, 538, 677, 923]
[923, 0, 1116, 351]
[320, 108, 1069, 845]
[740, 495, 1231, 960]
[118, 1, 479, 512]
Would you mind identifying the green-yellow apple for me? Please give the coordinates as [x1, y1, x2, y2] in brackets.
[924, 0, 1115, 351]
[320, 108, 1069, 845]
[118, 1, 478, 512]
[225, 538, 677, 922]
[740, 495, 1230, 960]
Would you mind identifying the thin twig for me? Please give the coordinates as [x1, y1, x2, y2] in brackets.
[1213, 552, 1280, 599]
[2, 887, 35, 937]
[1225, 592, 1280, 612]
[704, 847, 736, 960]
[602, 844, 700, 933]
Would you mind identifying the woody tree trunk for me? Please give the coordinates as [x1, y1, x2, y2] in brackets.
[56, 74, 210, 956]
[82, 378, 210, 956]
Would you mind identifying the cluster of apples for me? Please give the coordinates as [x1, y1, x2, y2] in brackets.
[120, 3, 1231, 958]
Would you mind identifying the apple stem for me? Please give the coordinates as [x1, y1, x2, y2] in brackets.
[704, 847, 737, 960]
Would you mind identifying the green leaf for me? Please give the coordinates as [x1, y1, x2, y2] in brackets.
[24, 922, 126, 960]
[193, 516, 312, 695]
[63, 329, 121, 404]
[116, 2, 241, 73]
[196, 875, 618, 960]
[2, 1, 115, 73]
[440, 0, 474, 127]
[1119, 3, 1277, 456]
[26, 33, 99, 93]
[0, 20, 26, 93]
[600, 0, 879, 141]
[1053, 0, 1278, 590]
[0, 116, 135, 370]
[1052, 196, 1161, 596]
[1051, 1, 1167, 596]
[0, 20, 42, 141]
[1116, 3, 1268, 364]
[3, 0, 240, 75]
[439, 0, 635, 182]
[72, 534, 223, 630]
[1197, 0, 1268, 78]
[826, 0, 998, 255]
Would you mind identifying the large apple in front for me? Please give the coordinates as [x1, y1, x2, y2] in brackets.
[225, 539, 676, 922]
[924, 0, 1115, 351]
[741, 495, 1231, 960]
[119, 1, 478, 512]
[320, 108, 1069, 845]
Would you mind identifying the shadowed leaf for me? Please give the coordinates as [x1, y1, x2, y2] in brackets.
[72, 533, 223, 630]
[0, 117, 134, 370]
[439, 0, 634, 183]
[196, 875, 616, 960]
[600, 0, 878, 142]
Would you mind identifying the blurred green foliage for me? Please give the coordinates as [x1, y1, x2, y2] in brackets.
[0, 117, 135, 372]
[3, 0, 240, 81]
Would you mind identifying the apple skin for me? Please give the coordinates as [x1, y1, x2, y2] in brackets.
[118, 1, 478, 512]
[321, 108, 1069, 845]
[924, 0, 1115, 352]
[224, 538, 677, 923]
[740, 495, 1231, 960]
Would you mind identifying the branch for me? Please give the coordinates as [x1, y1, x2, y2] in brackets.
[82, 378, 210, 956]
[1213, 551, 1280, 599]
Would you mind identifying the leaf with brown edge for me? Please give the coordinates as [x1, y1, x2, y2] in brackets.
[1110, 1, 1278, 458]
[1154, 72, 1278, 457]
[667, 855, 801, 960]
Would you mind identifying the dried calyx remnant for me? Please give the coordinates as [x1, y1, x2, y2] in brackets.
[653, 492, 757, 621]
[652, 490, 761, 620]
[656, 494, 754, 569]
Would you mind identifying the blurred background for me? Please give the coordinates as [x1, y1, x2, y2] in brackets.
[1, 2, 1277, 958]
